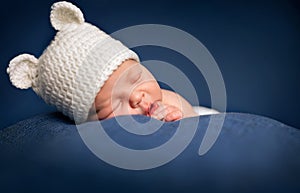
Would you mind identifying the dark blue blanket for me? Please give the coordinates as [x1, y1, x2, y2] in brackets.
[0, 113, 299, 193]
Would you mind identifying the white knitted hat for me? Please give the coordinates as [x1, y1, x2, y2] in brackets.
[7, 1, 139, 123]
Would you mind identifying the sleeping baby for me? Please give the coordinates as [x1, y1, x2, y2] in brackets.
[7, 1, 218, 123]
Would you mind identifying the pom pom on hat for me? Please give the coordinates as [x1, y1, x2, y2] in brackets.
[7, 1, 139, 123]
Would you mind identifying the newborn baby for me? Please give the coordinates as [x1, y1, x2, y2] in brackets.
[88, 59, 198, 122]
[7, 1, 217, 123]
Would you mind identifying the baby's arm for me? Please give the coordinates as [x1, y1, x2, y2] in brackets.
[149, 89, 198, 121]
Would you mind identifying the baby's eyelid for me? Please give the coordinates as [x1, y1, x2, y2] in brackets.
[131, 71, 142, 83]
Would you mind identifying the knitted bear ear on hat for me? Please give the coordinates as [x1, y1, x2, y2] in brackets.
[50, 1, 85, 31]
[7, 54, 39, 89]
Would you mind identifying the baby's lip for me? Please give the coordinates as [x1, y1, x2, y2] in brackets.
[148, 101, 160, 115]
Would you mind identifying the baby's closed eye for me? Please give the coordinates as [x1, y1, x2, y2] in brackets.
[126, 67, 142, 83]
[129, 71, 142, 84]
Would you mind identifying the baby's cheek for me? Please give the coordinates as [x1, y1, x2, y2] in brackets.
[114, 105, 140, 116]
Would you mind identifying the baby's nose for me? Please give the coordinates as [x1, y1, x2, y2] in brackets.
[129, 91, 149, 114]
[129, 90, 143, 107]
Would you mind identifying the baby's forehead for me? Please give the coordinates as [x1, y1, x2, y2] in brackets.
[113, 60, 142, 76]
[100, 60, 140, 87]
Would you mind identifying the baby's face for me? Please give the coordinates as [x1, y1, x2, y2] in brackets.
[88, 60, 162, 120]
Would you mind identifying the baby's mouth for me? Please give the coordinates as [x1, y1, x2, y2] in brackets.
[148, 101, 160, 116]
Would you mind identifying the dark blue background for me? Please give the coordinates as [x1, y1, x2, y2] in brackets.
[1, 0, 299, 129]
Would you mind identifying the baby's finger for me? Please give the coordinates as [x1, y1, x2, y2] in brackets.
[151, 107, 166, 120]
[165, 109, 183, 122]
[151, 105, 182, 121]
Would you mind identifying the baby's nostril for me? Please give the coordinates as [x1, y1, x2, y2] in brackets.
[130, 97, 141, 108]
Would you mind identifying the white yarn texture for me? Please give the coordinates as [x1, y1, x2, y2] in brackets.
[7, 1, 139, 123]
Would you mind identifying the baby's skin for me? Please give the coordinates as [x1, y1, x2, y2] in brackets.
[88, 59, 198, 122]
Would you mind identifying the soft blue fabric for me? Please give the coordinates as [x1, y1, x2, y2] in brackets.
[0, 113, 299, 193]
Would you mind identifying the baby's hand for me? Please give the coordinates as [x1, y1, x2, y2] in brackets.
[149, 101, 183, 122]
